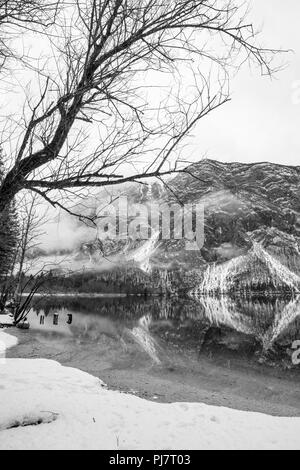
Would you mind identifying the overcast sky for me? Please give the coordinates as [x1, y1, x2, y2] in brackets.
[188, 0, 300, 166]
[30, 0, 300, 250]
[4, 0, 299, 170]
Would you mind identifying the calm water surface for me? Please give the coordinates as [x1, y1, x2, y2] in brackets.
[26, 295, 300, 368]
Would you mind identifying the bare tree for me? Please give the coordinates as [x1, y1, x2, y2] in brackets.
[14, 193, 48, 296]
[0, 1, 60, 23]
[0, 193, 48, 322]
[0, 1, 61, 64]
[0, 0, 281, 218]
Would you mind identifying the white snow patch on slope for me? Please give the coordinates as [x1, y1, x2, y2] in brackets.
[193, 243, 300, 294]
[127, 232, 159, 273]
[0, 359, 300, 450]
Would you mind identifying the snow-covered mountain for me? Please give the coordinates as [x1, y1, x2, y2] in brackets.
[190, 243, 300, 294]
[31, 159, 300, 294]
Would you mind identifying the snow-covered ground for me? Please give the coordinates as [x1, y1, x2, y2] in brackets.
[0, 330, 18, 364]
[0, 331, 300, 450]
[0, 313, 14, 327]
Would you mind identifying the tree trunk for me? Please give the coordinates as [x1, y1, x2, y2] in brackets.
[0, 181, 19, 215]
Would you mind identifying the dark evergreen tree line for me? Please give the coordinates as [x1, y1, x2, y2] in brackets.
[0, 150, 19, 305]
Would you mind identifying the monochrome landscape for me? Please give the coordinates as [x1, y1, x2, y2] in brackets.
[0, 0, 300, 452]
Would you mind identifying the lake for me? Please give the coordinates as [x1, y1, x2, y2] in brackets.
[8, 294, 300, 416]
[26, 294, 300, 366]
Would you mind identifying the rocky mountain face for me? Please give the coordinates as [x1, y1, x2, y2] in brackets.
[137, 159, 300, 293]
[167, 160, 300, 263]
[34, 159, 300, 294]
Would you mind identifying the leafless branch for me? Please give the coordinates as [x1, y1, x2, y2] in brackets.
[0, 0, 283, 217]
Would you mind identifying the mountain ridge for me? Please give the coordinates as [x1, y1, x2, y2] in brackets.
[28, 159, 300, 294]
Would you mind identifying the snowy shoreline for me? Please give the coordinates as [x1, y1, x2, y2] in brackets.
[0, 330, 18, 361]
[1, 329, 300, 450]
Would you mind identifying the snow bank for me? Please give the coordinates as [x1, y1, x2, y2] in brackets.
[0, 331, 18, 364]
[0, 331, 18, 349]
[0, 314, 14, 327]
[0, 359, 300, 450]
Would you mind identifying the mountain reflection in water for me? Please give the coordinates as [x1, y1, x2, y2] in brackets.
[28, 295, 300, 366]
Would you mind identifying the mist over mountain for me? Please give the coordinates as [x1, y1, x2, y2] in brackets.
[32, 159, 300, 294]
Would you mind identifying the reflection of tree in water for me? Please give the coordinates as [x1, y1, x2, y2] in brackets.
[189, 293, 300, 352]
[31, 296, 162, 320]
[30, 294, 300, 360]
[195, 296, 255, 337]
[130, 315, 161, 365]
[30, 298, 163, 365]
[259, 297, 300, 351]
